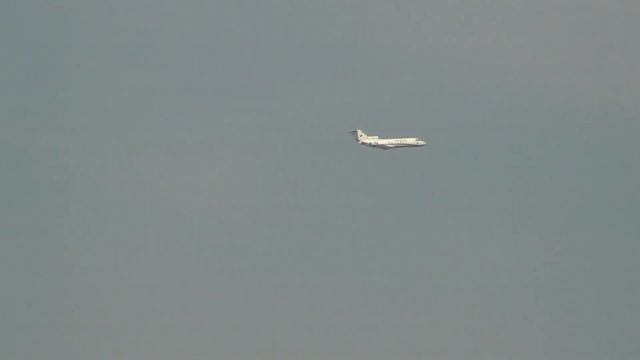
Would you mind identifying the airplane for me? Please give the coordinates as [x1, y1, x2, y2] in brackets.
[350, 129, 426, 150]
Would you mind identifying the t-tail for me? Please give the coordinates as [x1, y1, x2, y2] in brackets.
[349, 129, 368, 142]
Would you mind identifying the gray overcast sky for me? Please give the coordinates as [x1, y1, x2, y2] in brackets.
[2, 0, 639, 359]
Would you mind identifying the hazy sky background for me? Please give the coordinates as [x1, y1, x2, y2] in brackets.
[2, 0, 639, 359]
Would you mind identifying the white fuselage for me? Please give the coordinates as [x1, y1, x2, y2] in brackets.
[350, 130, 426, 150]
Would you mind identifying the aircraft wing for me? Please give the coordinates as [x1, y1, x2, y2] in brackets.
[371, 144, 391, 150]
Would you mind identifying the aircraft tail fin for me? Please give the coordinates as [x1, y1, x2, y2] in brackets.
[349, 129, 368, 141]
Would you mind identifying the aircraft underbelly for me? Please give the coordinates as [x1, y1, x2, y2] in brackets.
[364, 141, 423, 149]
